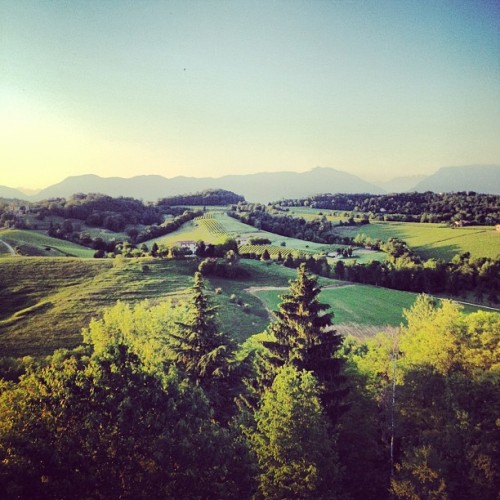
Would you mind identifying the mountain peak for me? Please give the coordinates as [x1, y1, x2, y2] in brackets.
[411, 164, 500, 194]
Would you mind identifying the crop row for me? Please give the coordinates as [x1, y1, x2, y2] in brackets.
[196, 216, 228, 235]
[239, 245, 314, 258]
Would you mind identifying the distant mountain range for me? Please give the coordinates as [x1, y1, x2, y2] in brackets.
[1, 165, 499, 202]
[0, 185, 31, 199]
[411, 165, 500, 194]
[378, 175, 429, 193]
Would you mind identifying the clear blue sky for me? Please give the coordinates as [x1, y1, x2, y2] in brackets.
[1, 0, 499, 189]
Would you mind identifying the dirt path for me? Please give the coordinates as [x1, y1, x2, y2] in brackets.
[0, 238, 16, 255]
[244, 283, 355, 295]
[245, 286, 287, 294]
[452, 300, 500, 312]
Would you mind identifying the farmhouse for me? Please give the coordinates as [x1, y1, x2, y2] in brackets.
[177, 240, 197, 253]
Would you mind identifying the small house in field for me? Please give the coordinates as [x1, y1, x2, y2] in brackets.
[177, 240, 197, 253]
[496, 224, 500, 232]
[238, 237, 250, 245]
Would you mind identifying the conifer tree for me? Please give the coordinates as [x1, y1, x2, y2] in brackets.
[262, 264, 345, 421]
[169, 272, 233, 381]
[168, 272, 240, 419]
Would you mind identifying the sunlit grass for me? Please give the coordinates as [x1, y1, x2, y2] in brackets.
[0, 229, 95, 257]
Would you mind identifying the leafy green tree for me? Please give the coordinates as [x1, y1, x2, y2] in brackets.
[390, 297, 500, 499]
[262, 264, 345, 421]
[0, 344, 252, 499]
[249, 366, 340, 499]
[337, 338, 392, 499]
[391, 445, 448, 499]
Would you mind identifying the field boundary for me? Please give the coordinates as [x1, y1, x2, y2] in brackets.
[0, 238, 16, 255]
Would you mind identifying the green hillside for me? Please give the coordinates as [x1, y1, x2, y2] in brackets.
[0, 257, 301, 357]
[0, 229, 95, 258]
[1, 255, 496, 358]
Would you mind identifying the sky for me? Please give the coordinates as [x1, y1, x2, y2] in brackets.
[1, 0, 499, 190]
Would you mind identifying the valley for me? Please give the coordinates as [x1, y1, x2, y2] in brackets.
[0, 191, 498, 359]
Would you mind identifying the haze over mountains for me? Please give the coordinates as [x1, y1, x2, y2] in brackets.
[1, 165, 499, 202]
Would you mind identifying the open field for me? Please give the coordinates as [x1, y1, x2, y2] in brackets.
[2, 255, 496, 358]
[0, 229, 96, 258]
[240, 244, 313, 258]
[253, 283, 497, 339]
[274, 208, 499, 260]
[336, 222, 499, 260]
[0, 257, 303, 357]
[0, 257, 197, 357]
[277, 206, 346, 224]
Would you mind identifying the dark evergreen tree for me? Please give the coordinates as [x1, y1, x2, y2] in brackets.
[168, 272, 242, 420]
[262, 264, 346, 422]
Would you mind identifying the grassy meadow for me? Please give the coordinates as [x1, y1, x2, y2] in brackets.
[0, 257, 300, 357]
[0, 229, 96, 258]
[1, 206, 498, 358]
[254, 282, 495, 339]
[0, 257, 196, 357]
[0, 254, 497, 357]
[335, 222, 499, 260]
[272, 207, 499, 260]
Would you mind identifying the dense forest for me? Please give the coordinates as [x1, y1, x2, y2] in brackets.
[275, 192, 500, 224]
[0, 266, 497, 499]
[0, 190, 244, 233]
[158, 189, 245, 207]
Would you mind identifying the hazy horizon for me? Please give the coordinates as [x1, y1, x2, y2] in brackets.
[2, 0, 499, 190]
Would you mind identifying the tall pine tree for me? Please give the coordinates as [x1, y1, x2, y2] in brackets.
[168, 272, 241, 420]
[262, 264, 346, 421]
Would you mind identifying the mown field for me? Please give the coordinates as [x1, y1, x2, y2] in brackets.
[336, 222, 499, 260]
[2, 255, 495, 358]
[0, 229, 96, 258]
[254, 283, 495, 339]
[274, 207, 499, 260]
[0, 257, 303, 357]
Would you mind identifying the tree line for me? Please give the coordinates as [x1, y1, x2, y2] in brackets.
[275, 192, 500, 224]
[242, 238, 499, 305]
[228, 207, 362, 246]
[0, 266, 497, 498]
[158, 189, 245, 207]
[0, 189, 244, 234]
